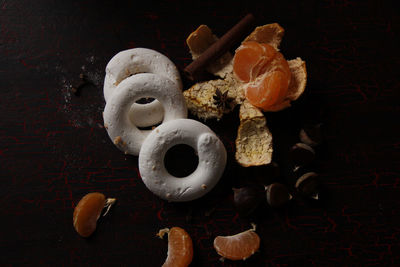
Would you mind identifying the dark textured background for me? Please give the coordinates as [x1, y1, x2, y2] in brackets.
[1, 0, 399, 266]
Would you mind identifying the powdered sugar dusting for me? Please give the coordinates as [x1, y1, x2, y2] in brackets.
[56, 55, 105, 129]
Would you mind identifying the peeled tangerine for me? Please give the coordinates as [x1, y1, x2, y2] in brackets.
[213, 224, 260, 261]
[233, 41, 291, 111]
[73, 192, 116, 238]
[158, 227, 193, 267]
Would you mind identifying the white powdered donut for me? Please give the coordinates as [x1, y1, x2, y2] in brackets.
[103, 73, 187, 156]
[104, 48, 182, 127]
[139, 119, 227, 202]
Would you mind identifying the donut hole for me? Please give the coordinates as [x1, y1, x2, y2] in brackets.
[128, 97, 165, 130]
[164, 144, 199, 178]
[136, 122, 162, 131]
[136, 97, 156, 104]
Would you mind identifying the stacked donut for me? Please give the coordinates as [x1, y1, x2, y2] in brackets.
[103, 48, 227, 202]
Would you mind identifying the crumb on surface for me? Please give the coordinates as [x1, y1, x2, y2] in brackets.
[114, 136, 125, 146]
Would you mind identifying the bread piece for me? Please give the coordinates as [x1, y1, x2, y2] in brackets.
[235, 101, 273, 167]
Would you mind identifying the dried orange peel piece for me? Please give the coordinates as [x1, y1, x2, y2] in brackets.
[213, 223, 260, 261]
[243, 23, 285, 50]
[186, 25, 216, 57]
[158, 227, 193, 267]
[183, 75, 239, 120]
[186, 24, 234, 79]
[235, 101, 273, 166]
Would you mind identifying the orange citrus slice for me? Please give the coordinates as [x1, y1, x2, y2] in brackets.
[233, 41, 291, 111]
[213, 224, 260, 260]
[159, 227, 193, 267]
[73, 192, 116, 238]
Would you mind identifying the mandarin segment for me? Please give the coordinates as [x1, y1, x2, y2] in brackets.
[161, 227, 193, 267]
[73, 192, 116, 238]
[234, 41, 268, 82]
[234, 41, 291, 111]
[213, 225, 260, 260]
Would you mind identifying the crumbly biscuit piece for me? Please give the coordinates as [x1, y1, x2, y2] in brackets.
[235, 101, 273, 167]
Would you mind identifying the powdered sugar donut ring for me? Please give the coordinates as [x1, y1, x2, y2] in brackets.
[104, 48, 182, 127]
[139, 119, 227, 202]
[103, 73, 187, 156]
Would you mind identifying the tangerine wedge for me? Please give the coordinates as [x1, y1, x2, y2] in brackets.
[233, 41, 291, 111]
[159, 227, 193, 267]
[73, 192, 116, 238]
[213, 224, 260, 260]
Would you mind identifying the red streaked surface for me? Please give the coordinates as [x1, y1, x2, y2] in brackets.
[0, 0, 399, 266]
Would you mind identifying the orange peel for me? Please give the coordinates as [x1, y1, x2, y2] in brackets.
[184, 22, 307, 166]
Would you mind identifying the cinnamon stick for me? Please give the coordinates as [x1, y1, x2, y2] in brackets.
[184, 13, 256, 81]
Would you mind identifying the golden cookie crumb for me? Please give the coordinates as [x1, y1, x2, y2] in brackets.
[114, 136, 125, 146]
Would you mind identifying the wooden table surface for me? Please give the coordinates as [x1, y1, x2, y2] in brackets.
[1, 0, 399, 266]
